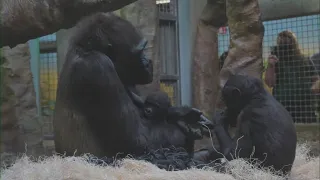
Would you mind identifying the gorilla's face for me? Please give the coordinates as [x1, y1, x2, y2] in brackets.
[81, 13, 154, 86]
[144, 101, 169, 121]
[129, 38, 153, 85]
[110, 38, 153, 85]
[70, 12, 153, 86]
[222, 85, 242, 111]
[222, 74, 265, 111]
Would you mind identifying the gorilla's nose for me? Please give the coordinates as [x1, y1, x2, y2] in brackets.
[142, 58, 152, 70]
[142, 58, 149, 67]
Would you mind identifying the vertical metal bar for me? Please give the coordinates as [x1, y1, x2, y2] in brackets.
[174, 0, 181, 106]
[29, 38, 42, 120]
[177, 0, 192, 106]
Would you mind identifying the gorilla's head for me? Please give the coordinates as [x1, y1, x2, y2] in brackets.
[222, 74, 265, 110]
[70, 13, 153, 85]
[144, 91, 172, 121]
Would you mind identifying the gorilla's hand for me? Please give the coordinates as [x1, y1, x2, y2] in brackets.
[212, 109, 227, 127]
[198, 114, 214, 129]
[167, 107, 214, 139]
[176, 120, 207, 140]
[167, 107, 204, 124]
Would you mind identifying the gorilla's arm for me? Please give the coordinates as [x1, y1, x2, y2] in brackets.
[201, 110, 253, 161]
[1, 0, 137, 48]
[126, 87, 145, 109]
[211, 116, 253, 160]
[167, 107, 214, 138]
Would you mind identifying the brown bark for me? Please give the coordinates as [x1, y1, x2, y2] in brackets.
[192, 0, 227, 118]
[0, 0, 138, 48]
[216, 0, 264, 109]
[219, 0, 264, 88]
[116, 0, 159, 98]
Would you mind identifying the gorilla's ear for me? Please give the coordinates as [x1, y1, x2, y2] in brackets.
[224, 86, 241, 98]
[231, 87, 241, 98]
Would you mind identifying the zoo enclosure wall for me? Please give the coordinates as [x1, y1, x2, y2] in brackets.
[33, 3, 320, 139]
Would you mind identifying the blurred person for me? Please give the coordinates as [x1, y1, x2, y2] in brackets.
[310, 52, 320, 94]
[264, 30, 319, 122]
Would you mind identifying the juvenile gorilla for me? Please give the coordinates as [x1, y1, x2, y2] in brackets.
[197, 74, 297, 175]
[53, 13, 206, 158]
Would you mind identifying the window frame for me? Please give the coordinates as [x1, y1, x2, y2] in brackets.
[157, 0, 181, 105]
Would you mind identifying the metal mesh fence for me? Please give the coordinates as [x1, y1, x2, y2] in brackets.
[218, 14, 320, 123]
[159, 20, 178, 76]
[39, 33, 58, 135]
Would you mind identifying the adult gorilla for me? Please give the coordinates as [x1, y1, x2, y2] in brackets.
[53, 13, 206, 158]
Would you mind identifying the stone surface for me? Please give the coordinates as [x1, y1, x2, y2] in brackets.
[1, 44, 43, 156]
[219, 0, 264, 87]
[192, 21, 219, 119]
[192, 0, 227, 118]
[0, 0, 138, 48]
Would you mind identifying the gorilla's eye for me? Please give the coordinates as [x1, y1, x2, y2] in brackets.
[145, 107, 153, 115]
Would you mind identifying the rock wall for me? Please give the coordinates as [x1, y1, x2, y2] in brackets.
[191, 0, 227, 118]
[1, 44, 43, 157]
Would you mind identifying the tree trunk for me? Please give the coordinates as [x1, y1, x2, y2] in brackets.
[192, 0, 227, 118]
[0, 0, 138, 48]
[219, 0, 264, 88]
[115, 0, 159, 98]
[216, 0, 264, 109]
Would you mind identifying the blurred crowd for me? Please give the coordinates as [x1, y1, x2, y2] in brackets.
[220, 30, 320, 123]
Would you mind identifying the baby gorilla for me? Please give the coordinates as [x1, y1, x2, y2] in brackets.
[142, 91, 214, 140]
[143, 91, 172, 123]
[128, 89, 213, 141]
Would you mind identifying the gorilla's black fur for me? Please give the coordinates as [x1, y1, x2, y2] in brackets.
[143, 91, 172, 122]
[53, 13, 205, 158]
[197, 74, 297, 175]
[87, 146, 214, 171]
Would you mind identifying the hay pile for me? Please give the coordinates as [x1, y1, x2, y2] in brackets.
[1, 143, 319, 180]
